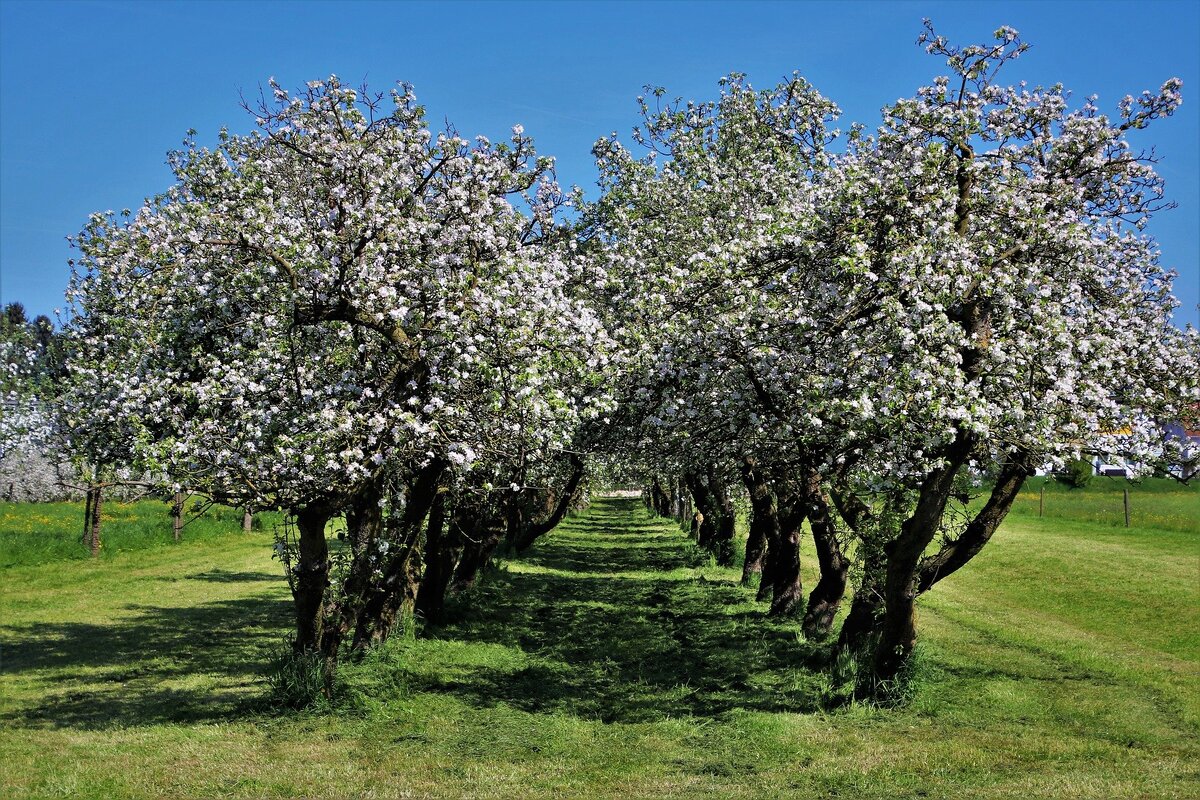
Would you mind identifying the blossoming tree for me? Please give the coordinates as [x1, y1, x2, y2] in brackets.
[590, 24, 1198, 695]
[65, 77, 613, 683]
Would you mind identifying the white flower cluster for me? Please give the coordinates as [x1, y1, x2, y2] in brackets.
[62, 76, 615, 511]
[587, 50, 1198, 492]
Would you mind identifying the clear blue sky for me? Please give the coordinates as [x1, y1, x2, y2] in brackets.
[2, 0, 1197, 327]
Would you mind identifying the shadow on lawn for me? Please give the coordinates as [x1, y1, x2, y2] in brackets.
[0, 591, 291, 729]
[414, 496, 829, 722]
[1, 497, 827, 729]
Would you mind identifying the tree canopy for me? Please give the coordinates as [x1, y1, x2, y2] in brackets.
[52, 25, 1199, 698]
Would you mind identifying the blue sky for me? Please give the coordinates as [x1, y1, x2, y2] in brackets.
[2, 0, 1197, 327]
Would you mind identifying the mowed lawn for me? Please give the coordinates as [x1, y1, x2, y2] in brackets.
[1, 491, 1197, 799]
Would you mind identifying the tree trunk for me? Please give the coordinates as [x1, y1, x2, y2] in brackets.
[740, 456, 774, 586]
[707, 469, 736, 567]
[768, 503, 805, 616]
[87, 486, 103, 557]
[832, 488, 883, 653]
[687, 468, 735, 565]
[82, 485, 94, 549]
[451, 514, 506, 593]
[801, 473, 848, 639]
[915, 455, 1033, 593]
[415, 490, 456, 623]
[871, 431, 976, 685]
[242, 508, 254, 533]
[684, 472, 714, 550]
[332, 489, 387, 652]
[291, 506, 332, 655]
[512, 455, 585, 552]
[868, 296, 993, 689]
[353, 462, 445, 647]
[172, 491, 184, 542]
[650, 477, 671, 517]
[864, 453, 1032, 684]
[359, 530, 424, 647]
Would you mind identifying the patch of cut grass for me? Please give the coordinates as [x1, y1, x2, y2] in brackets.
[0, 498, 282, 567]
[1007, 476, 1199, 533]
[1, 496, 1197, 798]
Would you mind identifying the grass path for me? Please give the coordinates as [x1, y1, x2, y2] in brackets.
[1, 496, 1197, 798]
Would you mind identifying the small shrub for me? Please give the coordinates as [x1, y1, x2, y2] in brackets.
[680, 542, 712, 568]
[1060, 459, 1094, 489]
[822, 639, 924, 709]
[265, 642, 330, 711]
[821, 646, 860, 708]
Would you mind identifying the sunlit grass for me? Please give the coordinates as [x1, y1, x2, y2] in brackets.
[1007, 476, 1199, 533]
[0, 495, 1196, 798]
[0, 499, 282, 567]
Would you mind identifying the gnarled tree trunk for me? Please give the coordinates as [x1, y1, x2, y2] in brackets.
[740, 456, 774, 586]
[686, 467, 735, 566]
[511, 454, 585, 552]
[871, 431, 977, 685]
[767, 499, 806, 617]
[86, 485, 104, 557]
[291, 505, 333, 655]
[451, 512, 507, 593]
[801, 471, 848, 639]
[353, 462, 444, 647]
[415, 489, 455, 623]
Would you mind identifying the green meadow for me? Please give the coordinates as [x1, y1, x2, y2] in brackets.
[1, 487, 1197, 799]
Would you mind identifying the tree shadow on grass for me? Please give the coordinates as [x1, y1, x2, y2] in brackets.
[179, 569, 281, 583]
[0, 592, 291, 729]
[413, 497, 831, 722]
[2, 497, 830, 729]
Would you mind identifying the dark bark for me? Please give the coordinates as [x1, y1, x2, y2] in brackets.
[756, 557, 775, 601]
[872, 429, 977, 683]
[82, 486, 94, 550]
[172, 491, 184, 542]
[916, 454, 1033, 592]
[801, 472, 848, 639]
[708, 470, 736, 567]
[768, 500, 806, 616]
[87, 486, 103, 558]
[650, 477, 671, 517]
[716, 513, 737, 565]
[451, 512, 507, 592]
[685, 467, 735, 566]
[683, 472, 713, 547]
[334, 490, 386, 652]
[844, 455, 1032, 669]
[832, 489, 884, 654]
[740, 456, 775, 586]
[512, 454, 585, 552]
[291, 506, 332, 655]
[414, 489, 456, 622]
[353, 462, 444, 647]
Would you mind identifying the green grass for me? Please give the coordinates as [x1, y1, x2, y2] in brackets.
[0, 499, 282, 567]
[1007, 476, 1199, 533]
[1, 495, 1197, 798]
